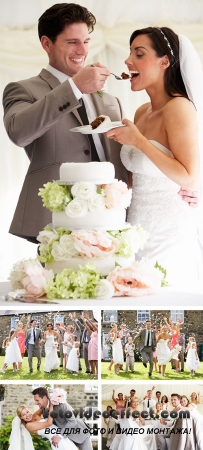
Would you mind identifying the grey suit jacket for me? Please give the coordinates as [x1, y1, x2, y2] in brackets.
[53, 402, 89, 444]
[26, 327, 42, 349]
[3, 69, 128, 239]
[133, 328, 156, 352]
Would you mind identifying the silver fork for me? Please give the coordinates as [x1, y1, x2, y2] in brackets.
[111, 72, 123, 80]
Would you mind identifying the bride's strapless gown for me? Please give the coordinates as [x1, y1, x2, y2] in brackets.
[121, 141, 203, 284]
[38, 423, 77, 450]
[44, 335, 59, 373]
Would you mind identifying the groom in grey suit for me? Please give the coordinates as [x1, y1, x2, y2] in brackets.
[133, 320, 156, 377]
[32, 387, 92, 450]
[26, 319, 42, 373]
[156, 394, 199, 450]
[3, 3, 127, 243]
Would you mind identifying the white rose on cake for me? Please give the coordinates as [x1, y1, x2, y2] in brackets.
[51, 241, 69, 261]
[37, 228, 59, 245]
[94, 279, 114, 299]
[59, 235, 79, 257]
[88, 194, 106, 212]
[65, 198, 88, 217]
[71, 181, 97, 200]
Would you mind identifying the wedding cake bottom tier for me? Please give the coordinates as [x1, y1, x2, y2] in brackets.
[46, 255, 135, 276]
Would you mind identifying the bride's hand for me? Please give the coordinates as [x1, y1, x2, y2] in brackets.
[51, 435, 61, 447]
[178, 188, 199, 207]
[105, 118, 143, 146]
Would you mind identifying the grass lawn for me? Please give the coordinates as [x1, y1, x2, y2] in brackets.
[101, 361, 203, 380]
[0, 356, 95, 380]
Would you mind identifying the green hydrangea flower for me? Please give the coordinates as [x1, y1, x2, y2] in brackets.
[38, 181, 72, 211]
[45, 263, 101, 299]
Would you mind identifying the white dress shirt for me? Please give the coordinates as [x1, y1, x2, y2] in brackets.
[46, 64, 106, 161]
[145, 329, 152, 346]
[29, 327, 36, 345]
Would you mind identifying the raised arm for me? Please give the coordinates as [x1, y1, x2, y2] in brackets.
[22, 315, 31, 333]
[112, 389, 117, 404]
[26, 409, 53, 433]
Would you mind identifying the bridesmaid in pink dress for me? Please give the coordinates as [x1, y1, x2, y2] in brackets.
[81, 313, 98, 378]
[163, 316, 181, 372]
[16, 314, 30, 368]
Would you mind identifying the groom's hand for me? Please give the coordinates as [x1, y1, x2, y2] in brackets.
[178, 188, 199, 207]
[51, 435, 61, 447]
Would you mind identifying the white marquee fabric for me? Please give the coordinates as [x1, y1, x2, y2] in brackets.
[1, 0, 203, 280]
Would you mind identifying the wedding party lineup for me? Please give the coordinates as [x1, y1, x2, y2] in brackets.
[0, 1, 203, 450]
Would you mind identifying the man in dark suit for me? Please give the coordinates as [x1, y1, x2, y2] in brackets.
[133, 320, 156, 377]
[3, 3, 127, 243]
[32, 387, 92, 450]
[55, 322, 64, 367]
[26, 319, 42, 373]
[179, 333, 185, 372]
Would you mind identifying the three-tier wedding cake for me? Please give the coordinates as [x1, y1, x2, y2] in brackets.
[37, 161, 146, 275]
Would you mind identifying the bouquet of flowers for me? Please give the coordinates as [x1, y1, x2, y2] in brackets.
[52, 342, 59, 348]
[50, 388, 67, 405]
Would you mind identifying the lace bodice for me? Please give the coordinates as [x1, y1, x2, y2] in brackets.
[45, 334, 55, 347]
[121, 141, 195, 231]
[120, 140, 203, 283]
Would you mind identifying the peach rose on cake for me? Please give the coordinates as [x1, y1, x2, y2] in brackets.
[21, 260, 54, 297]
[107, 259, 163, 296]
[71, 230, 118, 259]
[103, 181, 132, 209]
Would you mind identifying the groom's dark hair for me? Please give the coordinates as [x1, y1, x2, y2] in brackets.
[32, 387, 49, 398]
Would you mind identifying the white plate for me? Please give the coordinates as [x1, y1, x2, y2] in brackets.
[70, 122, 125, 134]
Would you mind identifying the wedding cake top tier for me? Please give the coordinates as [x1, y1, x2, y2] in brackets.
[60, 161, 115, 183]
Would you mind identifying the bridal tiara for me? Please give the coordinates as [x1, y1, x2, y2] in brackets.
[156, 28, 175, 57]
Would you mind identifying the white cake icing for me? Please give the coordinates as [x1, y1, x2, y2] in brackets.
[46, 255, 135, 276]
[52, 208, 126, 230]
[91, 115, 112, 129]
[60, 161, 115, 182]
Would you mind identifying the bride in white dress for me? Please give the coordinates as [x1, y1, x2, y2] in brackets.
[112, 324, 124, 374]
[9, 404, 77, 450]
[106, 27, 203, 285]
[156, 326, 178, 376]
[110, 398, 157, 450]
[44, 322, 61, 373]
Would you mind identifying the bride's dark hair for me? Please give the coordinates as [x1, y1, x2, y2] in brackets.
[129, 26, 189, 100]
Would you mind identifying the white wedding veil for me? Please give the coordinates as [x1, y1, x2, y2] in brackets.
[179, 34, 203, 245]
[9, 415, 35, 450]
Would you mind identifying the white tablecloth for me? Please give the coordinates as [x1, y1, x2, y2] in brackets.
[0, 281, 202, 307]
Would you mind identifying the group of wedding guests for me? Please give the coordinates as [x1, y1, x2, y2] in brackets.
[104, 318, 201, 377]
[1, 312, 98, 377]
[104, 388, 202, 449]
